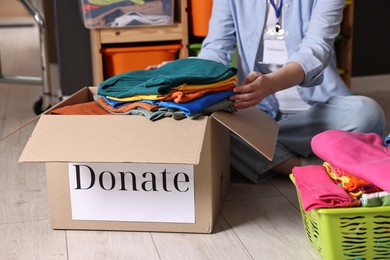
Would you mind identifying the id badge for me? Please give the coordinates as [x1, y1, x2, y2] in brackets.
[261, 28, 288, 65]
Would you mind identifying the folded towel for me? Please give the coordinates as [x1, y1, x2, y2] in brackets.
[292, 165, 351, 211]
[311, 130, 390, 192]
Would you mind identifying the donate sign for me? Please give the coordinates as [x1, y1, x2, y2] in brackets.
[68, 163, 195, 223]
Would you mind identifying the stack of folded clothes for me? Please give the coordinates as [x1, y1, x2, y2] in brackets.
[50, 58, 238, 120]
[292, 129, 390, 211]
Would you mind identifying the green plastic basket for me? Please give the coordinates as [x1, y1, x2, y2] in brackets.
[290, 175, 390, 260]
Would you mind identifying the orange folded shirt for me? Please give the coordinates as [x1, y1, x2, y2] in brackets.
[49, 101, 110, 115]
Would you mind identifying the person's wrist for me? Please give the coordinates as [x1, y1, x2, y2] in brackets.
[260, 73, 278, 95]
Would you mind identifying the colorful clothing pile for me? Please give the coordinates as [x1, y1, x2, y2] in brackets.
[323, 162, 382, 206]
[81, 0, 173, 28]
[293, 130, 390, 211]
[51, 58, 238, 120]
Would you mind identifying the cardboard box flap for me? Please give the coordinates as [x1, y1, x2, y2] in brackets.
[19, 115, 208, 164]
[212, 107, 279, 160]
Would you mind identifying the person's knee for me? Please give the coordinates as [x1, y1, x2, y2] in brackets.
[347, 95, 385, 135]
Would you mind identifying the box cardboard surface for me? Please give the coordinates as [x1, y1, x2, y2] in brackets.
[19, 87, 279, 233]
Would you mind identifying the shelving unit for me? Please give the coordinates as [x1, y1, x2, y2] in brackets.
[89, 0, 188, 85]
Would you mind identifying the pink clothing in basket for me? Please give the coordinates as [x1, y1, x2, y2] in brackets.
[311, 130, 390, 192]
[292, 165, 351, 211]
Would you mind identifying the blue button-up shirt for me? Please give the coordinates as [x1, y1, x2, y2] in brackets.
[198, 0, 351, 118]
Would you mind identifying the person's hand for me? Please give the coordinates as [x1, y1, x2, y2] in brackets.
[145, 61, 172, 70]
[229, 71, 273, 109]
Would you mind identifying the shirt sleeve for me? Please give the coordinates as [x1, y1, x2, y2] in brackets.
[287, 0, 345, 87]
[197, 0, 237, 66]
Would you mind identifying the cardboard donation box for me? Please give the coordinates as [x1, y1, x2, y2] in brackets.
[19, 87, 278, 233]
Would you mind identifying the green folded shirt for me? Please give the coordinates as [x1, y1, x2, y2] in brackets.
[98, 58, 238, 98]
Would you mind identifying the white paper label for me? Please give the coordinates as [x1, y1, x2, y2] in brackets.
[263, 39, 288, 65]
[68, 163, 195, 223]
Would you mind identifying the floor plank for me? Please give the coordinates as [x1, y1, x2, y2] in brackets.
[66, 230, 160, 260]
[270, 175, 301, 209]
[225, 169, 282, 201]
[0, 120, 48, 224]
[0, 84, 41, 139]
[0, 220, 67, 260]
[222, 196, 321, 260]
[152, 216, 253, 260]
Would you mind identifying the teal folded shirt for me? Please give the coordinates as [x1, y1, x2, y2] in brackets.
[98, 58, 238, 98]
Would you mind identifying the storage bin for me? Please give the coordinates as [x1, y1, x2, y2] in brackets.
[101, 43, 182, 78]
[290, 175, 390, 260]
[79, 0, 174, 29]
[189, 0, 212, 37]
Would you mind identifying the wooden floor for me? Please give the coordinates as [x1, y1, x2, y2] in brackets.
[1, 23, 390, 260]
